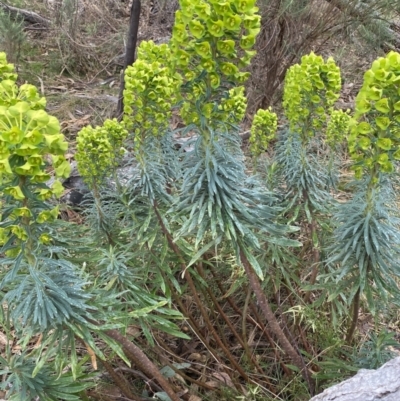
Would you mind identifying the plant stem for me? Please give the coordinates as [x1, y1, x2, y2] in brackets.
[105, 329, 180, 401]
[152, 243, 230, 367]
[196, 263, 266, 376]
[92, 184, 115, 246]
[101, 360, 140, 401]
[346, 287, 360, 344]
[302, 190, 320, 303]
[239, 249, 314, 396]
[308, 220, 320, 285]
[184, 268, 249, 386]
[152, 202, 248, 386]
[208, 262, 290, 375]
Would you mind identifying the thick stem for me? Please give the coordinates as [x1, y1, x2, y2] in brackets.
[240, 249, 314, 395]
[152, 203, 248, 386]
[105, 329, 180, 401]
[346, 287, 361, 344]
[208, 262, 289, 373]
[101, 360, 140, 401]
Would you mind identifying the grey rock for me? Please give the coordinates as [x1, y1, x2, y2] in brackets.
[59, 157, 139, 206]
[310, 357, 400, 401]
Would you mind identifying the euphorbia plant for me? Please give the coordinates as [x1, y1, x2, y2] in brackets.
[326, 51, 400, 343]
[167, 0, 315, 391]
[0, 52, 99, 400]
[0, 52, 184, 401]
[249, 52, 350, 298]
[75, 0, 315, 393]
[75, 118, 128, 243]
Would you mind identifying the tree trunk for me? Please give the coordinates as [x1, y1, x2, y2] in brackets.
[116, 0, 141, 120]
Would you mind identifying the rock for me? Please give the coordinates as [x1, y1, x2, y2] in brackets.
[58, 158, 139, 206]
[59, 162, 90, 206]
[310, 357, 400, 401]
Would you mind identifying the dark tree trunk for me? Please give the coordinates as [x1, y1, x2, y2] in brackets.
[115, 0, 141, 120]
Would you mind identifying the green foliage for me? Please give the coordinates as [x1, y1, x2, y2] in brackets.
[314, 329, 399, 388]
[326, 177, 400, 312]
[0, 11, 25, 65]
[0, 353, 93, 401]
[355, 330, 399, 370]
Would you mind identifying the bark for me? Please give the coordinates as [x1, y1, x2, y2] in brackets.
[116, 0, 141, 120]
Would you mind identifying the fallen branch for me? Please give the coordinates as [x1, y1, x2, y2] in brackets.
[0, 1, 50, 26]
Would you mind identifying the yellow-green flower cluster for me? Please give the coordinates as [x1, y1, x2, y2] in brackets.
[0, 54, 70, 195]
[348, 51, 400, 178]
[102, 118, 128, 154]
[0, 52, 71, 255]
[123, 40, 181, 149]
[0, 204, 60, 252]
[180, 85, 248, 128]
[219, 86, 247, 124]
[0, 52, 17, 82]
[170, 0, 260, 125]
[283, 52, 341, 139]
[249, 107, 278, 156]
[326, 109, 351, 148]
[76, 119, 128, 186]
[171, 0, 260, 78]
